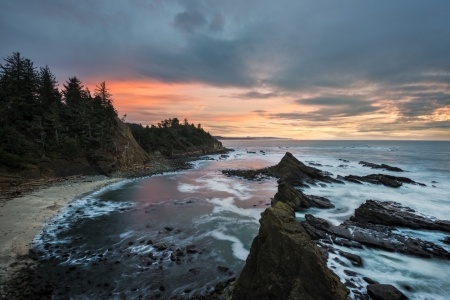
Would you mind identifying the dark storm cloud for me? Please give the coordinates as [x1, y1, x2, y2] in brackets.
[1, 0, 450, 130]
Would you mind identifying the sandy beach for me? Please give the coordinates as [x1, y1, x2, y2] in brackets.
[0, 176, 124, 285]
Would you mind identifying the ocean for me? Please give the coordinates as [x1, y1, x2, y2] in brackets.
[33, 140, 450, 299]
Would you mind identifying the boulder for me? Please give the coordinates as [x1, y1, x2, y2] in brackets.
[367, 284, 408, 300]
[231, 202, 348, 300]
[352, 200, 450, 232]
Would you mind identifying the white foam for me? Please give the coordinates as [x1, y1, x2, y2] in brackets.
[207, 197, 262, 221]
[209, 230, 249, 260]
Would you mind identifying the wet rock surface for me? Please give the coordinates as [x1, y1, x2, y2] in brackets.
[367, 284, 408, 300]
[231, 202, 348, 300]
[359, 161, 404, 172]
[271, 182, 335, 211]
[341, 174, 425, 188]
[302, 214, 450, 259]
[223, 152, 344, 187]
[351, 200, 450, 232]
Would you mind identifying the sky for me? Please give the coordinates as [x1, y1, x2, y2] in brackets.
[1, 0, 450, 140]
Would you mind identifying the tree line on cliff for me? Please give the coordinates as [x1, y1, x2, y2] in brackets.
[127, 118, 219, 156]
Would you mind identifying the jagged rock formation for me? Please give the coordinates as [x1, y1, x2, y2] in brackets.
[359, 161, 404, 172]
[223, 152, 344, 187]
[351, 200, 450, 232]
[231, 202, 348, 300]
[272, 182, 335, 211]
[301, 214, 450, 259]
[339, 174, 425, 188]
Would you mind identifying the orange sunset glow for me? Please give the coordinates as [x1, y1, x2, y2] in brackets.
[2, 0, 450, 140]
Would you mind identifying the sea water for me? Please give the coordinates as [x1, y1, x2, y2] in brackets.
[33, 140, 450, 299]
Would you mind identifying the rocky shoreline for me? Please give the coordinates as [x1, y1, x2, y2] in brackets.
[223, 152, 447, 300]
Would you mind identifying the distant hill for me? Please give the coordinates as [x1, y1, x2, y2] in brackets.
[214, 136, 290, 140]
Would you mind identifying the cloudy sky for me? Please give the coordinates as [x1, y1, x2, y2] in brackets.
[1, 0, 450, 139]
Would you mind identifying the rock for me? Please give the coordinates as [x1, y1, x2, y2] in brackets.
[442, 237, 450, 245]
[363, 277, 379, 284]
[301, 214, 450, 259]
[305, 194, 335, 208]
[189, 268, 200, 275]
[359, 161, 404, 172]
[344, 270, 359, 276]
[342, 174, 425, 188]
[272, 182, 311, 211]
[231, 202, 348, 300]
[217, 266, 229, 272]
[165, 227, 174, 231]
[352, 200, 450, 233]
[319, 248, 329, 262]
[153, 244, 168, 251]
[223, 152, 344, 187]
[272, 182, 335, 211]
[339, 250, 363, 266]
[367, 284, 408, 300]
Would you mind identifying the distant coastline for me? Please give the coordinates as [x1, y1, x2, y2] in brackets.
[214, 136, 291, 140]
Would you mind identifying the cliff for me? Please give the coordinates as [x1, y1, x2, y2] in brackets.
[231, 201, 348, 300]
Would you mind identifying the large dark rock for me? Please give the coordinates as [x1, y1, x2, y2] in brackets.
[367, 284, 408, 300]
[270, 152, 344, 187]
[301, 214, 450, 259]
[223, 152, 344, 187]
[359, 161, 404, 172]
[352, 200, 450, 232]
[272, 182, 335, 211]
[231, 202, 348, 300]
[342, 174, 425, 188]
[272, 182, 311, 210]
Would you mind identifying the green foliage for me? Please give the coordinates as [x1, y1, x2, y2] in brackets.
[0, 52, 118, 168]
[128, 118, 218, 156]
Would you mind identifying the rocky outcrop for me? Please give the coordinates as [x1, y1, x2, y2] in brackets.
[351, 200, 450, 232]
[367, 284, 408, 300]
[272, 182, 311, 210]
[359, 161, 404, 172]
[340, 174, 425, 188]
[272, 182, 335, 211]
[231, 202, 348, 300]
[223, 152, 344, 187]
[301, 214, 450, 259]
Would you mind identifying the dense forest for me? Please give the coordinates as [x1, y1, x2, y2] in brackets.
[0, 52, 117, 171]
[128, 119, 220, 156]
[0, 52, 223, 177]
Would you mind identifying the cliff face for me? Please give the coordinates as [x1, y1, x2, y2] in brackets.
[231, 201, 348, 300]
[92, 117, 151, 175]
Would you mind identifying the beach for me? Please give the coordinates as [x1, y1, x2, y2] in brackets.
[0, 176, 124, 285]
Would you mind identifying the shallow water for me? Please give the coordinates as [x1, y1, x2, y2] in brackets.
[33, 140, 450, 299]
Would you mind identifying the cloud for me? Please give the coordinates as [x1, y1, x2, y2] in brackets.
[173, 10, 207, 34]
[229, 91, 281, 99]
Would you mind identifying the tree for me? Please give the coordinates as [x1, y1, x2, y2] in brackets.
[0, 52, 37, 128]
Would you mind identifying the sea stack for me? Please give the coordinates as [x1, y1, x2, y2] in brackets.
[230, 201, 348, 300]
